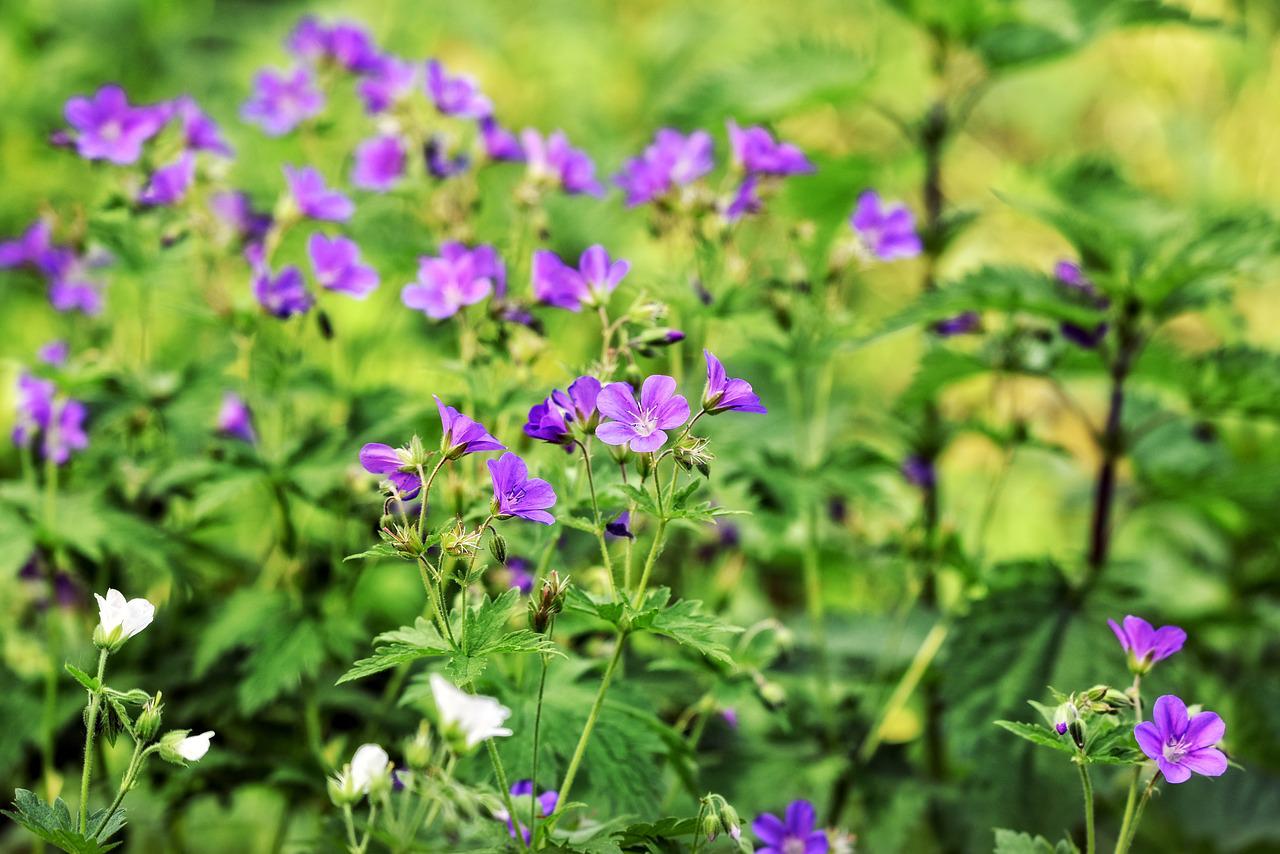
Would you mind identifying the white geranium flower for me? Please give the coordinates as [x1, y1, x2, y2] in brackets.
[349, 743, 391, 793]
[175, 731, 214, 761]
[94, 588, 155, 640]
[429, 673, 513, 748]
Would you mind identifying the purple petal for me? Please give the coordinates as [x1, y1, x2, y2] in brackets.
[594, 421, 637, 447]
[597, 382, 641, 422]
[359, 443, 402, 475]
[1157, 757, 1193, 784]
[1134, 722, 1163, 762]
[1184, 711, 1225, 751]
[1180, 747, 1228, 778]
[1152, 695, 1188, 741]
[784, 801, 817, 836]
[752, 813, 787, 847]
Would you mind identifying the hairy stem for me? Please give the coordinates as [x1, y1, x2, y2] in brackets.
[77, 649, 109, 833]
[578, 442, 618, 600]
[1078, 762, 1095, 854]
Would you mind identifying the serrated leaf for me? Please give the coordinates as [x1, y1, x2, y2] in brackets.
[993, 827, 1079, 854]
[237, 620, 326, 713]
[447, 590, 562, 683]
[993, 720, 1076, 756]
[631, 588, 741, 664]
[2, 789, 124, 853]
[344, 542, 409, 561]
[338, 618, 452, 684]
[64, 663, 100, 694]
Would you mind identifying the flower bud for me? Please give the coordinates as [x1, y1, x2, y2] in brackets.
[674, 434, 714, 477]
[529, 571, 570, 634]
[135, 692, 164, 742]
[702, 812, 723, 842]
[757, 679, 786, 709]
[441, 520, 483, 557]
[158, 729, 215, 765]
[489, 532, 508, 565]
[328, 766, 362, 807]
[404, 722, 433, 769]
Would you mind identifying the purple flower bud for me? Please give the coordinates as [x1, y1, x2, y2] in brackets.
[139, 153, 196, 207]
[507, 557, 534, 595]
[37, 341, 69, 366]
[424, 137, 470, 179]
[479, 116, 524, 162]
[210, 191, 272, 244]
[217, 393, 256, 444]
[605, 511, 634, 539]
[901, 455, 935, 488]
[1056, 721, 1069, 735]
[933, 311, 981, 337]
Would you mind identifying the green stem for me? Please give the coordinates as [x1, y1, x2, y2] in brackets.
[578, 442, 618, 600]
[357, 802, 378, 854]
[1115, 774, 1157, 854]
[417, 456, 447, 537]
[94, 742, 149, 841]
[1078, 761, 1095, 854]
[77, 649, 109, 833]
[341, 803, 360, 853]
[529, 650, 551, 847]
[802, 499, 831, 730]
[632, 520, 668, 608]
[547, 636, 626, 830]
[486, 738, 527, 851]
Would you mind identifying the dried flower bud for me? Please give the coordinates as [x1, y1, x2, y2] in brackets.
[441, 520, 483, 557]
[404, 722, 433, 769]
[529, 571, 570, 634]
[674, 434, 714, 477]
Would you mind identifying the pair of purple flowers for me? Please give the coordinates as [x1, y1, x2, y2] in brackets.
[0, 219, 109, 315]
[522, 351, 765, 456]
[12, 373, 88, 465]
[402, 243, 505, 320]
[1106, 615, 1228, 785]
[532, 245, 629, 312]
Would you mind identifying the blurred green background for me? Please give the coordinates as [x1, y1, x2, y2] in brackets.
[2, 0, 1279, 851]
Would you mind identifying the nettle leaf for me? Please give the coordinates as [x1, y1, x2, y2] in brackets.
[1083, 719, 1143, 766]
[993, 827, 1079, 854]
[631, 587, 741, 665]
[898, 347, 991, 410]
[566, 585, 629, 629]
[615, 484, 660, 518]
[338, 618, 452, 684]
[974, 22, 1077, 70]
[2, 789, 124, 853]
[193, 588, 286, 677]
[876, 267, 1103, 338]
[994, 720, 1075, 756]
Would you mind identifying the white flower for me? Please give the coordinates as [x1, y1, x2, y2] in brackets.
[94, 588, 155, 639]
[349, 743, 391, 793]
[429, 673, 513, 748]
[175, 731, 214, 762]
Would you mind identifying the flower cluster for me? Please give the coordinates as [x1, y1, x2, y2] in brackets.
[0, 219, 110, 315]
[11, 372, 88, 465]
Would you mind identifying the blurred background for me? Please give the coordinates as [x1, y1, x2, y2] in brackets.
[1, 0, 1278, 851]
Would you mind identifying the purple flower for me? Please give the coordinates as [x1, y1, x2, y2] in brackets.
[488, 453, 556, 525]
[596, 376, 690, 453]
[359, 442, 422, 498]
[425, 137, 471, 179]
[605, 511, 633, 539]
[727, 120, 813, 176]
[43, 250, 106, 316]
[498, 780, 559, 842]
[1055, 261, 1099, 297]
[241, 68, 324, 136]
[753, 800, 828, 854]
[14, 375, 89, 465]
[285, 166, 354, 222]
[1056, 721, 1069, 735]
[217, 393, 256, 444]
[703, 350, 766, 415]
[0, 220, 52, 269]
[211, 192, 272, 244]
[358, 55, 418, 113]
[933, 311, 981, 337]
[63, 84, 164, 165]
[326, 22, 381, 73]
[531, 245, 629, 311]
[350, 135, 406, 192]
[1055, 261, 1109, 348]
[45, 399, 88, 465]
[479, 116, 524, 161]
[723, 176, 762, 222]
[253, 264, 313, 318]
[523, 375, 603, 448]
[286, 16, 330, 62]
[37, 341, 69, 366]
[520, 129, 603, 196]
[507, 558, 535, 596]
[1135, 695, 1228, 785]
[615, 129, 714, 206]
[139, 153, 196, 206]
[1061, 322, 1109, 349]
[12, 373, 55, 449]
[402, 243, 504, 320]
[721, 707, 739, 729]
[901, 455, 935, 488]
[850, 191, 922, 261]
[308, 233, 379, 299]
[1108, 615, 1186, 674]
[425, 59, 492, 118]
[435, 396, 505, 458]
[168, 96, 232, 156]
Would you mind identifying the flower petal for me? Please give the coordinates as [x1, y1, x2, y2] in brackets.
[1152, 694, 1188, 741]
[752, 813, 787, 846]
[1180, 747, 1228, 778]
[1157, 756, 1192, 784]
[1184, 711, 1225, 750]
[1133, 722, 1163, 762]
[639, 374, 677, 412]
[784, 800, 817, 836]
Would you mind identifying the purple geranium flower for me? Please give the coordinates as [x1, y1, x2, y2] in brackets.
[217, 393, 256, 444]
[435, 395, 505, 458]
[139, 153, 196, 206]
[402, 242, 504, 320]
[524, 375, 602, 449]
[605, 511, 633, 539]
[285, 165, 354, 222]
[488, 452, 556, 525]
[211, 191, 272, 245]
[358, 54, 418, 113]
[521, 129, 603, 196]
[727, 120, 814, 176]
[359, 442, 422, 499]
[351, 135, 406, 192]
[723, 176, 762, 222]
[326, 22, 381, 74]
[286, 16, 330, 62]
[753, 800, 828, 854]
[242, 68, 324, 136]
[0, 220, 53, 269]
[308, 233, 379, 299]
[596, 376, 690, 453]
[479, 116, 524, 161]
[425, 59, 492, 118]
[1108, 615, 1186, 674]
[37, 341, 69, 366]
[1135, 695, 1228, 785]
[850, 191, 922, 261]
[507, 557, 535, 596]
[168, 96, 233, 156]
[13, 373, 54, 449]
[253, 263, 313, 318]
[1055, 261, 1109, 348]
[497, 780, 559, 843]
[45, 399, 88, 465]
[63, 84, 164, 165]
[933, 311, 981, 336]
[42, 249, 107, 316]
[615, 129, 714, 206]
[425, 136, 471, 179]
[703, 350, 766, 415]
[531, 245, 629, 311]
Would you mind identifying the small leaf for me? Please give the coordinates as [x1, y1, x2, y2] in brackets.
[63, 663, 100, 694]
[993, 720, 1076, 755]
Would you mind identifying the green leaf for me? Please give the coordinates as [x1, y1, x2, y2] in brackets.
[338, 618, 452, 684]
[63, 663, 101, 694]
[344, 542, 408, 561]
[193, 588, 285, 677]
[993, 827, 1079, 854]
[993, 720, 1075, 756]
[446, 589, 562, 683]
[2, 789, 124, 853]
[631, 588, 741, 665]
[974, 23, 1076, 70]
[237, 619, 326, 714]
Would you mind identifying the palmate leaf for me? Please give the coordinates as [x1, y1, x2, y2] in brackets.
[447, 589, 562, 683]
[338, 618, 452, 684]
[993, 828, 1079, 854]
[2, 789, 125, 853]
[631, 588, 741, 665]
[875, 267, 1104, 339]
[237, 619, 326, 713]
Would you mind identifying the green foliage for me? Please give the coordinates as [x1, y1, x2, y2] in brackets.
[993, 827, 1079, 854]
[2, 790, 126, 853]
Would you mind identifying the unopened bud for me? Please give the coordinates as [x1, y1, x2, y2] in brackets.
[328, 766, 362, 807]
[441, 520, 483, 557]
[489, 532, 508, 565]
[529, 571, 570, 634]
[674, 434, 714, 477]
[404, 722, 433, 769]
[136, 692, 164, 742]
